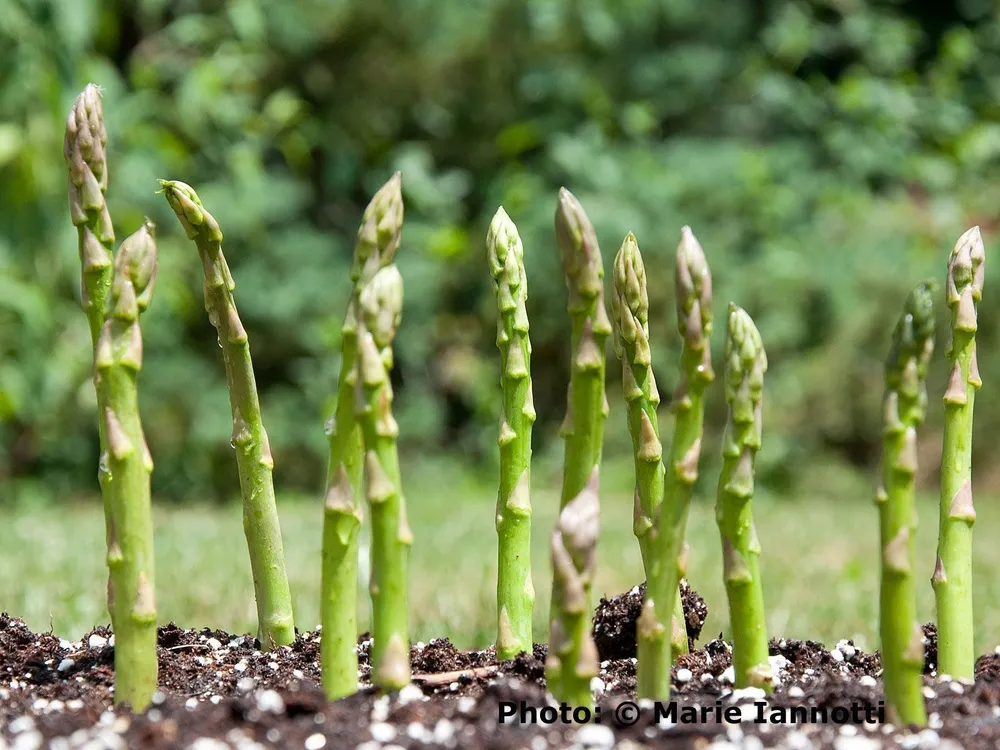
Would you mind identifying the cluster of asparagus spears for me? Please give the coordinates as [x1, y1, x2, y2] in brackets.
[65, 83, 986, 727]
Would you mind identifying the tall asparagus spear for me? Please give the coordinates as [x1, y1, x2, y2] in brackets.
[64, 84, 116, 609]
[610, 232, 667, 697]
[619, 229, 714, 699]
[355, 265, 411, 691]
[159, 180, 294, 650]
[716, 304, 771, 691]
[96, 221, 158, 709]
[546, 470, 600, 708]
[934, 227, 984, 681]
[321, 174, 403, 699]
[549, 187, 610, 699]
[554, 188, 612, 509]
[487, 207, 535, 660]
[879, 282, 935, 727]
[663, 227, 714, 661]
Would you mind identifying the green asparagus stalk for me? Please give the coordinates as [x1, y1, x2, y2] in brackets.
[321, 174, 403, 699]
[159, 180, 294, 650]
[554, 188, 612, 508]
[487, 207, 536, 660]
[95, 221, 158, 709]
[545, 470, 601, 708]
[622, 228, 714, 699]
[610, 232, 666, 696]
[355, 265, 411, 691]
[664, 227, 714, 661]
[934, 227, 984, 681]
[716, 304, 771, 691]
[879, 282, 935, 727]
[64, 84, 116, 602]
[549, 187, 610, 698]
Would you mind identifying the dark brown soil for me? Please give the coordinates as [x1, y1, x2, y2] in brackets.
[2, 591, 999, 749]
[592, 579, 708, 661]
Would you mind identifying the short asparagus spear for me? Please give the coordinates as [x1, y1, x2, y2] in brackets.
[879, 282, 935, 727]
[355, 265, 412, 691]
[934, 227, 984, 681]
[96, 221, 158, 709]
[546, 470, 601, 708]
[64, 84, 116, 601]
[487, 208, 536, 660]
[321, 174, 403, 699]
[160, 180, 294, 650]
[549, 188, 610, 699]
[716, 304, 771, 691]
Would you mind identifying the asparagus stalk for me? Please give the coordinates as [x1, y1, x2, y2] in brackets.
[716, 304, 771, 691]
[487, 207, 536, 660]
[64, 84, 116, 599]
[934, 227, 984, 681]
[664, 227, 714, 660]
[549, 187, 610, 699]
[95, 221, 158, 709]
[610, 232, 666, 696]
[620, 229, 714, 698]
[879, 282, 935, 727]
[355, 265, 411, 691]
[321, 174, 403, 699]
[159, 180, 294, 650]
[545, 470, 601, 708]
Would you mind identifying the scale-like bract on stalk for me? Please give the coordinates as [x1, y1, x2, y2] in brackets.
[355, 265, 412, 691]
[487, 208, 535, 660]
[160, 180, 295, 651]
[95, 221, 159, 709]
[879, 282, 935, 727]
[321, 174, 403, 699]
[64, 84, 117, 615]
[716, 304, 771, 692]
[934, 228, 984, 681]
[546, 470, 601, 708]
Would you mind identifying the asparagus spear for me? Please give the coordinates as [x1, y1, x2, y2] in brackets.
[610, 232, 667, 697]
[159, 180, 294, 650]
[554, 187, 612, 509]
[879, 282, 935, 727]
[95, 221, 158, 709]
[549, 187, 610, 698]
[321, 173, 403, 699]
[487, 207, 536, 660]
[716, 304, 771, 691]
[545, 470, 601, 708]
[664, 227, 714, 661]
[934, 227, 984, 681]
[355, 265, 411, 691]
[620, 229, 714, 698]
[64, 84, 116, 603]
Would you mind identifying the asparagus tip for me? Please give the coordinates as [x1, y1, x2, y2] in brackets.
[676, 227, 713, 348]
[355, 173, 405, 280]
[947, 226, 985, 307]
[611, 232, 648, 361]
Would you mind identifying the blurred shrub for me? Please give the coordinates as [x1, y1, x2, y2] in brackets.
[2, 0, 1000, 501]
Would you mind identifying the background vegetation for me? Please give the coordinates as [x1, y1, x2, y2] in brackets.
[3, 0, 1000, 507]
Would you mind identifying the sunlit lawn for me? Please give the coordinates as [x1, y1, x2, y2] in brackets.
[5, 460, 1000, 655]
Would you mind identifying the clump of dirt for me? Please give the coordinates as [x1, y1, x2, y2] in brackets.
[592, 578, 707, 661]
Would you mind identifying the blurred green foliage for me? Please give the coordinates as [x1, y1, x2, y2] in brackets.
[3, 0, 1000, 501]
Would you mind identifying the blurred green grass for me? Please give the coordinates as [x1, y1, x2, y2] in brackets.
[4, 459, 1000, 656]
